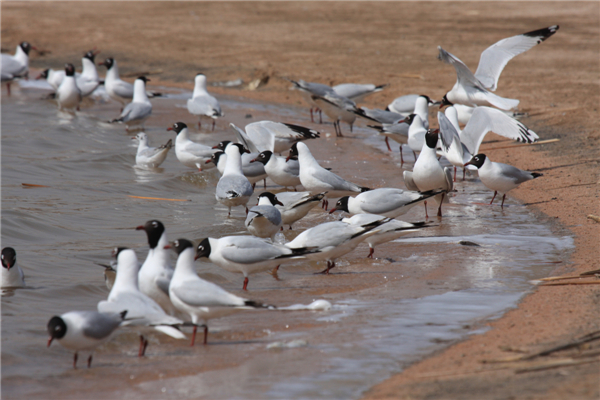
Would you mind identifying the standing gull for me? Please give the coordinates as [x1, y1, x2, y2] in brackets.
[187, 73, 223, 131]
[110, 76, 152, 130]
[215, 143, 254, 216]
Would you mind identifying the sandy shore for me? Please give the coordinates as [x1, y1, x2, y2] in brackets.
[3, 2, 599, 398]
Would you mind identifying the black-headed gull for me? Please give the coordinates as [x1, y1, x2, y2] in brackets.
[245, 192, 284, 239]
[285, 217, 389, 274]
[110, 76, 152, 130]
[403, 130, 453, 218]
[97, 247, 185, 356]
[288, 79, 334, 123]
[270, 191, 326, 229]
[187, 73, 223, 131]
[1, 41, 35, 95]
[438, 25, 559, 110]
[136, 220, 177, 315]
[195, 235, 314, 290]
[437, 108, 538, 181]
[212, 140, 267, 186]
[311, 91, 358, 136]
[215, 143, 254, 216]
[287, 142, 370, 208]
[245, 120, 320, 154]
[47, 310, 126, 369]
[341, 214, 431, 258]
[56, 64, 82, 111]
[250, 150, 301, 190]
[133, 132, 172, 169]
[1, 247, 25, 288]
[167, 122, 216, 171]
[332, 83, 387, 103]
[76, 49, 101, 97]
[329, 187, 444, 218]
[98, 57, 133, 105]
[168, 239, 272, 345]
[464, 154, 543, 209]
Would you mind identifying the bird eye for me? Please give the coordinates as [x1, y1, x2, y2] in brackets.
[152, 221, 158, 227]
[198, 245, 204, 252]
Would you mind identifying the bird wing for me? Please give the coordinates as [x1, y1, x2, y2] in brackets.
[358, 189, 422, 215]
[219, 237, 287, 264]
[475, 25, 559, 91]
[437, 112, 461, 153]
[120, 102, 152, 122]
[460, 107, 539, 155]
[187, 95, 222, 117]
[245, 122, 276, 152]
[82, 312, 122, 339]
[111, 79, 134, 98]
[403, 171, 419, 191]
[216, 175, 253, 199]
[437, 46, 486, 90]
[230, 123, 260, 153]
[171, 280, 246, 308]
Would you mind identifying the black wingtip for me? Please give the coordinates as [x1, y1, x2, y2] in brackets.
[360, 187, 371, 193]
[532, 172, 543, 179]
[283, 123, 321, 139]
[523, 25, 560, 42]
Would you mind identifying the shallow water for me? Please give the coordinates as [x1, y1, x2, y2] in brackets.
[1, 82, 572, 399]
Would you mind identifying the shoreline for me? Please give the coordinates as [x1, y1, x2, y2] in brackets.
[2, 2, 599, 399]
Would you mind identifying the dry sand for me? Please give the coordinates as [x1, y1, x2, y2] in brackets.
[2, 2, 599, 399]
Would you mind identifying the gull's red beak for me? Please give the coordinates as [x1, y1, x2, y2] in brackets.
[328, 208, 338, 214]
[47, 337, 53, 347]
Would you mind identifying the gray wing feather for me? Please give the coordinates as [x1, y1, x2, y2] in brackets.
[220, 237, 288, 264]
[112, 79, 134, 98]
[498, 163, 536, 184]
[230, 124, 260, 153]
[312, 167, 363, 192]
[82, 312, 122, 340]
[437, 112, 460, 152]
[120, 102, 152, 122]
[216, 175, 253, 199]
[172, 281, 246, 307]
[403, 171, 419, 191]
[187, 95, 222, 117]
[438, 46, 486, 90]
[358, 189, 422, 214]
[246, 205, 282, 226]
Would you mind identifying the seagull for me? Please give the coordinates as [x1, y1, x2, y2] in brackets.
[366, 114, 412, 159]
[245, 192, 284, 239]
[332, 83, 387, 103]
[288, 142, 370, 209]
[438, 25, 559, 110]
[329, 187, 444, 218]
[1, 41, 35, 96]
[167, 122, 216, 171]
[98, 57, 135, 106]
[245, 120, 320, 154]
[406, 114, 428, 156]
[211, 140, 267, 186]
[76, 49, 101, 97]
[288, 79, 334, 123]
[270, 191, 327, 229]
[187, 73, 223, 131]
[450, 103, 527, 125]
[285, 217, 389, 274]
[311, 91, 358, 136]
[1, 247, 25, 288]
[387, 94, 439, 115]
[110, 76, 152, 130]
[47, 310, 126, 369]
[56, 64, 82, 111]
[36, 68, 66, 91]
[403, 130, 453, 218]
[133, 132, 172, 169]
[250, 150, 301, 190]
[437, 107, 539, 181]
[464, 153, 543, 208]
[195, 235, 313, 290]
[208, 151, 267, 187]
[215, 143, 254, 216]
[341, 214, 431, 258]
[168, 238, 272, 345]
[97, 247, 185, 357]
[136, 220, 177, 315]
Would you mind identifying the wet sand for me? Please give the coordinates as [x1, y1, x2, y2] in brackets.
[2, 2, 599, 399]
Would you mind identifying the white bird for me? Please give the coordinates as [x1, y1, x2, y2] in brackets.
[47, 310, 126, 369]
[245, 120, 320, 154]
[437, 108, 539, 181]
[211, 140, 267, 186]
[288, 79, 334, 123]
[110, 76, 152, 130]
[329, 187, 444, 218]
[195, 235, 313, 290]
[1, 247, 25, 288]
[215, 143, 254, 216]
[407, 114, 428, 155]
[36, 68, 66, 91]
[285, 218, 389, 274]
[1, 41, 35, 96]
[450, 103, 526, 126]
[76, 49, 101, 97]
[168, 239, 271, 345]
[438, 25, 559, 110]
[341, 214, 431, 258]
[464, 153, 543, 209]
[245, 192, 283, 239]
[403, 130, 453, 218]
[208, 151, 267, 187]
[311, 91, 358, 136]
[98, 57, 134, 105]
[387, 94, 439, 115]
[133, 132, 172, 169]
[250, 150, 301, 190]
[97, 247, 185, 357]
[187, 73, 223, 131]
[332, 83, 387, 103]
[56, 64, 82, 111]
[288, 142, 370, 209]
[270, 191, 327, 229]
[136, 220, 177, 315]
[167, 122, 216, 171]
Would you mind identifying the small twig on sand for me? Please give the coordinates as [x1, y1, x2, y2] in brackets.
[482, 138, 559, 151]
[539, 268, 600, 281]
[587, 214, 600, 223]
